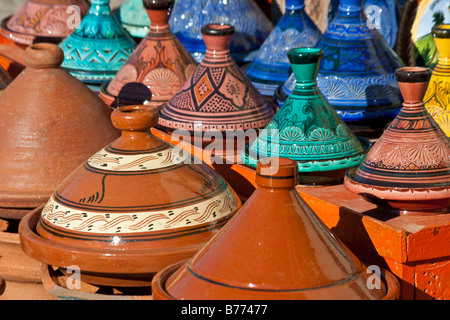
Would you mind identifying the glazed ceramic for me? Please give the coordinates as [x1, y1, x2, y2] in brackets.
[152, 158, 400, 300]
[100, 0, 197, 109]
[118, 0, 151, 39]
[158, 24, 275, 154]
[411, 0, 450, 67]
[169, 0, 273, 63]
[0, 43, 119, 220]
[345, 67, 450, 215]
[19, 105, 241, 287]
[245, 0, 323, 97]
[276, 0, 404, 123]
[0, 0, 89, 45]
[424, 25, 450, 137]
[59, 0, 136, 84]
[243, 48, 366, 185]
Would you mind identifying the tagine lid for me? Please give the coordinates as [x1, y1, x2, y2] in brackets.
[0, 0, 90, 46]
[243, 48, 366, 174]
[58, 0, 136, 84]
[100, 0, 197, 109]
[152, 158, 399, 300]
[0, 43, 119, 216]
[345, 67, 450, 201]
[158, 23, 275, 133]
[19, 105, 241, 286]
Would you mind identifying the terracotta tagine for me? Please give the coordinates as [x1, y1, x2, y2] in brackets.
[0, 43, 119, 220]
[245, 0, 322, 97]
[152, 158, 400, 300]
[0, 65, 12, 91]
[242, 48, 366, 185]
[58, 0, 136, 85]
[0, 274, 5, 296]
[158, 24, 275, 157]
[169, 0, 273, 63]
[0, 0, 90, 46]
[100, 0, 197, 110]
[275, 0, 404, 124]
[344, 67, 450, 216]
[19, 105, 241, 288]
[424, 25, 450, 137]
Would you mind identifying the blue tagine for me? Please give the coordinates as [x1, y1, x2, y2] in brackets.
[275, 0, 404, 124]
[59, 0, 136, 85]
[245, 0, 322, 97]
[169, 0, 273, 63]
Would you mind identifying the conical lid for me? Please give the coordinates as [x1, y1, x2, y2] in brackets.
[243, 48, 365, 182]
[245, 0, 322, 96]
[276, 0, 404, 122]
[20, 105, 241, 287]
[118, 0, 151, 39]
[0, 0, 90, 46]
[152, 158, 399, 300]
[345, 67, 450, 213]
[168, 0, 273, 63]
[59, 0, 136, 84]
[0, 43, 119, 219]
[100, 0, 197, 109]
[424, 24, 450, 137]
[158, 24, 275, 143]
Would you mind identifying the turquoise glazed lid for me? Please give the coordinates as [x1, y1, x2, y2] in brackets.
[118, 0, 151, 39]
[242, 48, 366, 184]
[59, 0, 136, 84]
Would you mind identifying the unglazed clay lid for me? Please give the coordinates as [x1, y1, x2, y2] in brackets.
[151, 158, 400, 300]
[0, 43, 119, 219]
[100, 0, 197, 109]
[58, 0, 136, 84]
[0, 0, 90, 46]
[242, 48, 366, 179]
[158, 23, 275, 135]
[19, 105, 241, 287]
[345, 67, 450, 214]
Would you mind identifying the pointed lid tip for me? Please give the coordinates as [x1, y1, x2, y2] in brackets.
[111, 105, 158, 132]
[24, 43, 64, 69]
[256, 158, 299, 188]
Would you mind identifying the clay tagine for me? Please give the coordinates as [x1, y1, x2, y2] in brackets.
[19, 105, 241, 288]
[152, 158, 400, 300]
[0, 65, 12, 91]
[242, 48, 366, 185]
[245, 0, 322, 97]
[345, 67, 450, 215]
[100, 0, 197, 110]
[158, 24, 275, 157]
[424, 24, 450, 137]
[168, 0, 273, 63]
[58, 0, 136, 84]
[0, 0, 90, 46]
[275, 0, 404, 124]
[0, 43, 119, 220]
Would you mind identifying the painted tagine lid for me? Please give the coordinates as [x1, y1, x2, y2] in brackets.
[0, 43, 119, 220]
[100, 0, 197, 110]
[242, 48, 366, 185]
[158, 24, 275, 154]
[118, 0, 151, 39]
[58, 0, 136, 84]
[19, 105, 241, 287]
[245, 0, 322, 97]
[0, 0, 90, 46]
[344, 67, 450, 215]
[168, 0, 273, 63]
[152, 158, 400, 300]
[424, 25, 450, 137]
[275, 0, 404, 123]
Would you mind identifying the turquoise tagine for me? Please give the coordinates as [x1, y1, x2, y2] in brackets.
[242, 48, 366, 184]
[275, 0, 404, 124]
[59, 0, 136, 85]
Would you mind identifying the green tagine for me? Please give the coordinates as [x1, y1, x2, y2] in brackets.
[242, 48, 367, 184]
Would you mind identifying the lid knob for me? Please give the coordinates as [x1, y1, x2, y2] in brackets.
[111, 105, 159, 132]
[255, 158, 299, 188]
[395, 67, 432, 105]
[201, 24, 235, 52]
[24, 43, 64, 69]
[143, 0, 174, 26]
